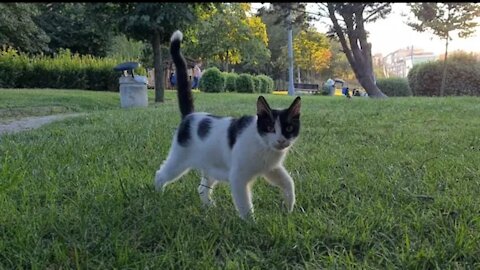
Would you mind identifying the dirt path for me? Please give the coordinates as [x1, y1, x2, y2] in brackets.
[0, 113, 84, 135]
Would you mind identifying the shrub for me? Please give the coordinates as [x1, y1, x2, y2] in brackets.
[199, 67, 225, 93]
[256, 75, 274, 93]
[376, 78, 412, 96]
[408, 55, 480, 96]
[0, 47, 145, 91]
[223, 72, 239, 92]
[252, 76, 262, 93]
[236, 73, 255, 93]
[407, 64, 421, 96]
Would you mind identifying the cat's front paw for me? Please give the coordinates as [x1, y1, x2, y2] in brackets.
[154, 171, 166, 192]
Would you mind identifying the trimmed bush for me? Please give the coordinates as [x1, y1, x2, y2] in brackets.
[256, 75, 274, 93]
[0, 47, 144, 91]
[407, 64, 421, 96]
[376, 78, 412, 96]
[199, 67, 225, 93]
[408, 55, 480, 96]
[236, 73, 255, 93]
[252, 76, 262, 93]
[223, 72, 239, 92]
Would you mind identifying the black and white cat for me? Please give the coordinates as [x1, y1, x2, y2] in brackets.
[154, 30, 301, 220]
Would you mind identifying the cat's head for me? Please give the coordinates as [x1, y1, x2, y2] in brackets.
[256, 96, 301, 151]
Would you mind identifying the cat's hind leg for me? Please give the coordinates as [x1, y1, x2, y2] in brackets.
[154, 149, 191, 192]
[198, 173, 218, 207]
[263, 166, 296, 212]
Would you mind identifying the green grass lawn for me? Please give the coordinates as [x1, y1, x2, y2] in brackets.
[1, 89, 479, 268]
[0, 88, 122, 121]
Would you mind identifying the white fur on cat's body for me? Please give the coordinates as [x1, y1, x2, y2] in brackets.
[155, 112, 296, 219]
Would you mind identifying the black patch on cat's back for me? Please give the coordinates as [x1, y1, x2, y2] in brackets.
[228, 116, 254, 148]
[197, 117, 212, 140]
[177, 115, 193, 146]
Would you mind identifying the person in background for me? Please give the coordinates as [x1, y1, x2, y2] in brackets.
[192, 61, 202, 89]
[169, 71, 176, 88]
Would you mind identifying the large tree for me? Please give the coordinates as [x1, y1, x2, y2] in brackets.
[406, 3, 480, 96]
[116, 3, 208, 102]
[0, 3, 50, 54]
[34, 3, 117, 57]
[257, 3, 311, 80]
[184, 3, 270, 74]
[322, 3, 391, 98]
[293, 27, 331, 82]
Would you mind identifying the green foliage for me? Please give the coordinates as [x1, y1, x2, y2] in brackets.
[236, 73, 255, 93]
[117, 3, 199, 44]
[199, 67, 225, 93]
[185, 3, 270, 73]
[34, 3, 117, 57]
[408, 56, 480, 96]
[223, 72, 239, 92]
[407, 3, 480, 40]
[407, 64, 421, 96]
[257, 3, 311, 79]
[256, 75, 274, 93]
[0, 47, 144, 91]
[376, 78, 412, 97]
[107, 34, 145, 61]
[252, 76, 262, 93]
[0, 3, 50, 54]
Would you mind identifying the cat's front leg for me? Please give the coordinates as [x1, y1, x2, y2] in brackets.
[229, 170, 255, 220]
[264, 166, 295, 212]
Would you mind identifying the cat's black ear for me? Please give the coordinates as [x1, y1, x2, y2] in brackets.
[288, 96, 301, 118]
[257, 96, 272, 116]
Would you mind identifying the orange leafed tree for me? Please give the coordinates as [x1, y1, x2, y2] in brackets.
[293, 28, 332, 82]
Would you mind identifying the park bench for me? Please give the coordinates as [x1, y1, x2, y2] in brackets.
[294, 82, 320, 94]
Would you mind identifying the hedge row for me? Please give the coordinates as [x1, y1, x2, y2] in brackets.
[199, 67, 274, 93]
[376, 78, 412, 97]
[407, 54, 480, 96]
[0, 47, 144, 91]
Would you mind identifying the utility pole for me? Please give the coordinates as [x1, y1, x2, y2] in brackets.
[287, 6, 295, 96]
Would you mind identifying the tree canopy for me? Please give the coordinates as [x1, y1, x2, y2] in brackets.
[184, 3, 270, 73]
[293, 27, 331, 81]
[0, 3, 50, 54]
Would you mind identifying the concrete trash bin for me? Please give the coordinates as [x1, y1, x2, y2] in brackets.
[114, 61, 148, 108]
[119, 75, 148, 108]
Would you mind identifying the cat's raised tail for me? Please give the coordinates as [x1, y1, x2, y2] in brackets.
[170, 30, 194, 119]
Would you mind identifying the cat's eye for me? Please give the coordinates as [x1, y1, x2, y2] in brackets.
[267, 126, 275, 132]
[285, 125, 293, 132]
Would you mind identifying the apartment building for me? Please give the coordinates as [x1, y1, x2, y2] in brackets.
[383, 46, 437, 78]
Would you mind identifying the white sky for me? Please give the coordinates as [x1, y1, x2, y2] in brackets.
[251, 2, 480, 56]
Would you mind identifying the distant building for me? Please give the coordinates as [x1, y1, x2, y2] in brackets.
[383, 46, 437, 78]
[372, 53, 384, 67]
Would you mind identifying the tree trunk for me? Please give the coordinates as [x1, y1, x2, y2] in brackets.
[152, 30, 164, 103]
[225, 50, 229, 72]
[327, 3, 387, 98]
[440, 35, 449, 97]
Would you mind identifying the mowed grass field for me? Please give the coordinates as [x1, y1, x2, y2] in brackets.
[1, 89, 479, 269]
